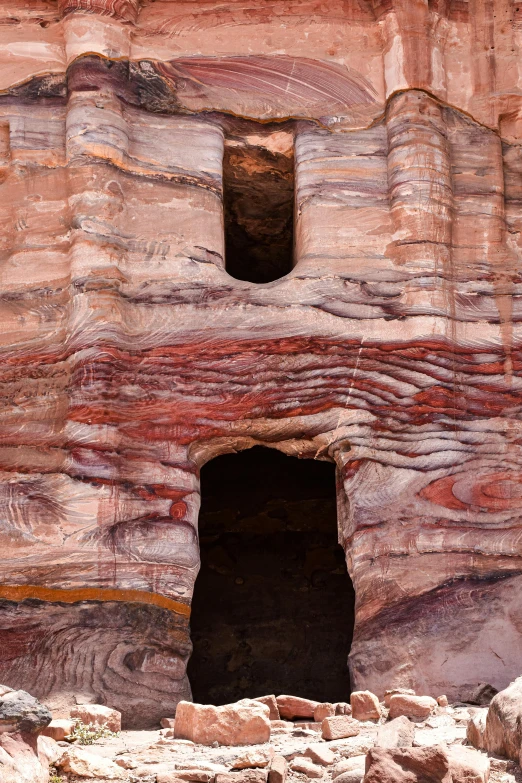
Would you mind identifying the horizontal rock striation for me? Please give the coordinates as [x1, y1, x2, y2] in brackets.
[0, 0, 521, 725]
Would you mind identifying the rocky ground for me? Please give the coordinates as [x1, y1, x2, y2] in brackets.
[37, 688, 522, 783]
[2, 683, 522, 782]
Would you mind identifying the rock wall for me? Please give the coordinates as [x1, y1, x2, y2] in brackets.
[0, 0, 521, 727]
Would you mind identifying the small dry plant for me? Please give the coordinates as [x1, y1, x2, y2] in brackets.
[67, 718, 120, 745]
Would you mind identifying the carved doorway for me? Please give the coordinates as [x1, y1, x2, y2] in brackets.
[188, 446, 355, 705]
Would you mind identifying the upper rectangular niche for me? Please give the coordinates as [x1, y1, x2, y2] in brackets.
[223, 124, 295, 284]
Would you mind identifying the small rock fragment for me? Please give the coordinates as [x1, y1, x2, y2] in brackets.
[276, 696, 319, 720]
[304, 742, 335, 766]
[232, 747, 275, 769]
[388, 694, 437, 720]
[335, 703, 352, 716]
[161, 717, 176, 728]
[467, 708, 488, 750]
[216, 771, 268, 783]
[436, 695, 448, 707]
[321, 715, 360, 741]
[290, 756, 323, 778]
[40, 718, 74, 741]
[350, 691, 381, 722]
[332, 756, 367, 780]
[268, 755, 287, 783]
[270, 720, 293, 732]
[376, 716, 414, 748]
[314, 703, 335, 722]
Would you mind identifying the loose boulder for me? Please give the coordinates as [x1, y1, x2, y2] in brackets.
[469, 683, 498, 707]
[41, 718, 75, 741]
[0, 687, 52, 783]
[322, 715, 360, 741]
[70, 703, 121, 732]
[314, 702, 336, 722]
[276, 696, 319, 720]
[175, 699, 271, 746]
[363, 745, 451, 783]
[376, 715, 415, 748]
[446, 745, 490, 783]
[350, 691, 381, 722]
[484, 675, 522, 761]
[56, 746, 127, 778]
[388, 694, 437, 720]
[384, 689, 416, 707]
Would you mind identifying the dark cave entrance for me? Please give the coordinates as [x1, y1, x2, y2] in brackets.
[223, 126, 295, 283]
[187, 446, 355, 705]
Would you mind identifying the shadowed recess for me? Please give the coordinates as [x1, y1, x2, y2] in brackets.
[223, 126, 295, 283]
[188, 446, 355, 705]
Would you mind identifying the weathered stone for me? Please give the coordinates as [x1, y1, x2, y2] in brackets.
[314, 703, 336, 722]
[376, 716, 415, 748]
[254, 696, 280, 721]
[294, 721, 322, 731]
[388, 695, 437, 721]
[384, 690, 416, 708]
[446, 745, 490, 783]
[161, 717, 176, 728]
[175, 700, 270, 746]
[0, 690, 51, 734]
[321, 715, 360, 741]
[276, 696, 318, 720]
[469, 684, 499, 707]
[290, 756, 323, 778]
[484, 676, 522, 761]
[216, 771, 268, 783]
[270, 720, 293, 732]
[332, 755, 367, 780]
[232, 747, 275, 769]
[350, 691, 381, 722]
[363, 746, 452, 783]
[57, 746, 127, 778]
[335, 703, 353, 716]
[41, 718, 75, 741]
[70, 703, 121, 732]
[37, 734, 62, 766]
[0, 731, 50, 783]
[436, 696, 448, 708]
[466, 709, 488, 751]
[268, 755, 287, 783]
[304, 742, 335, 765]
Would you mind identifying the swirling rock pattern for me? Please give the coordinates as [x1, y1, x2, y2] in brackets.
[0, 0, 521, 726]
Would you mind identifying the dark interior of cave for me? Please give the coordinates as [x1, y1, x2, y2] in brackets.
[188, 446, 355, 706]
[223, 127, 295, 284]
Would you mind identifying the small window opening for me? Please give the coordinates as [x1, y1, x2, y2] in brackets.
[223, 125, 295, 284]
[188, 446, 355, 705]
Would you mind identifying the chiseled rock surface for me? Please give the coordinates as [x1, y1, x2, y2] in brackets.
[0, 1, 521, 727]
[175, 699, 271, 746]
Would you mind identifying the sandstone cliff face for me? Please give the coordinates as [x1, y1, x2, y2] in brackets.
[0, 0, 521, 727]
